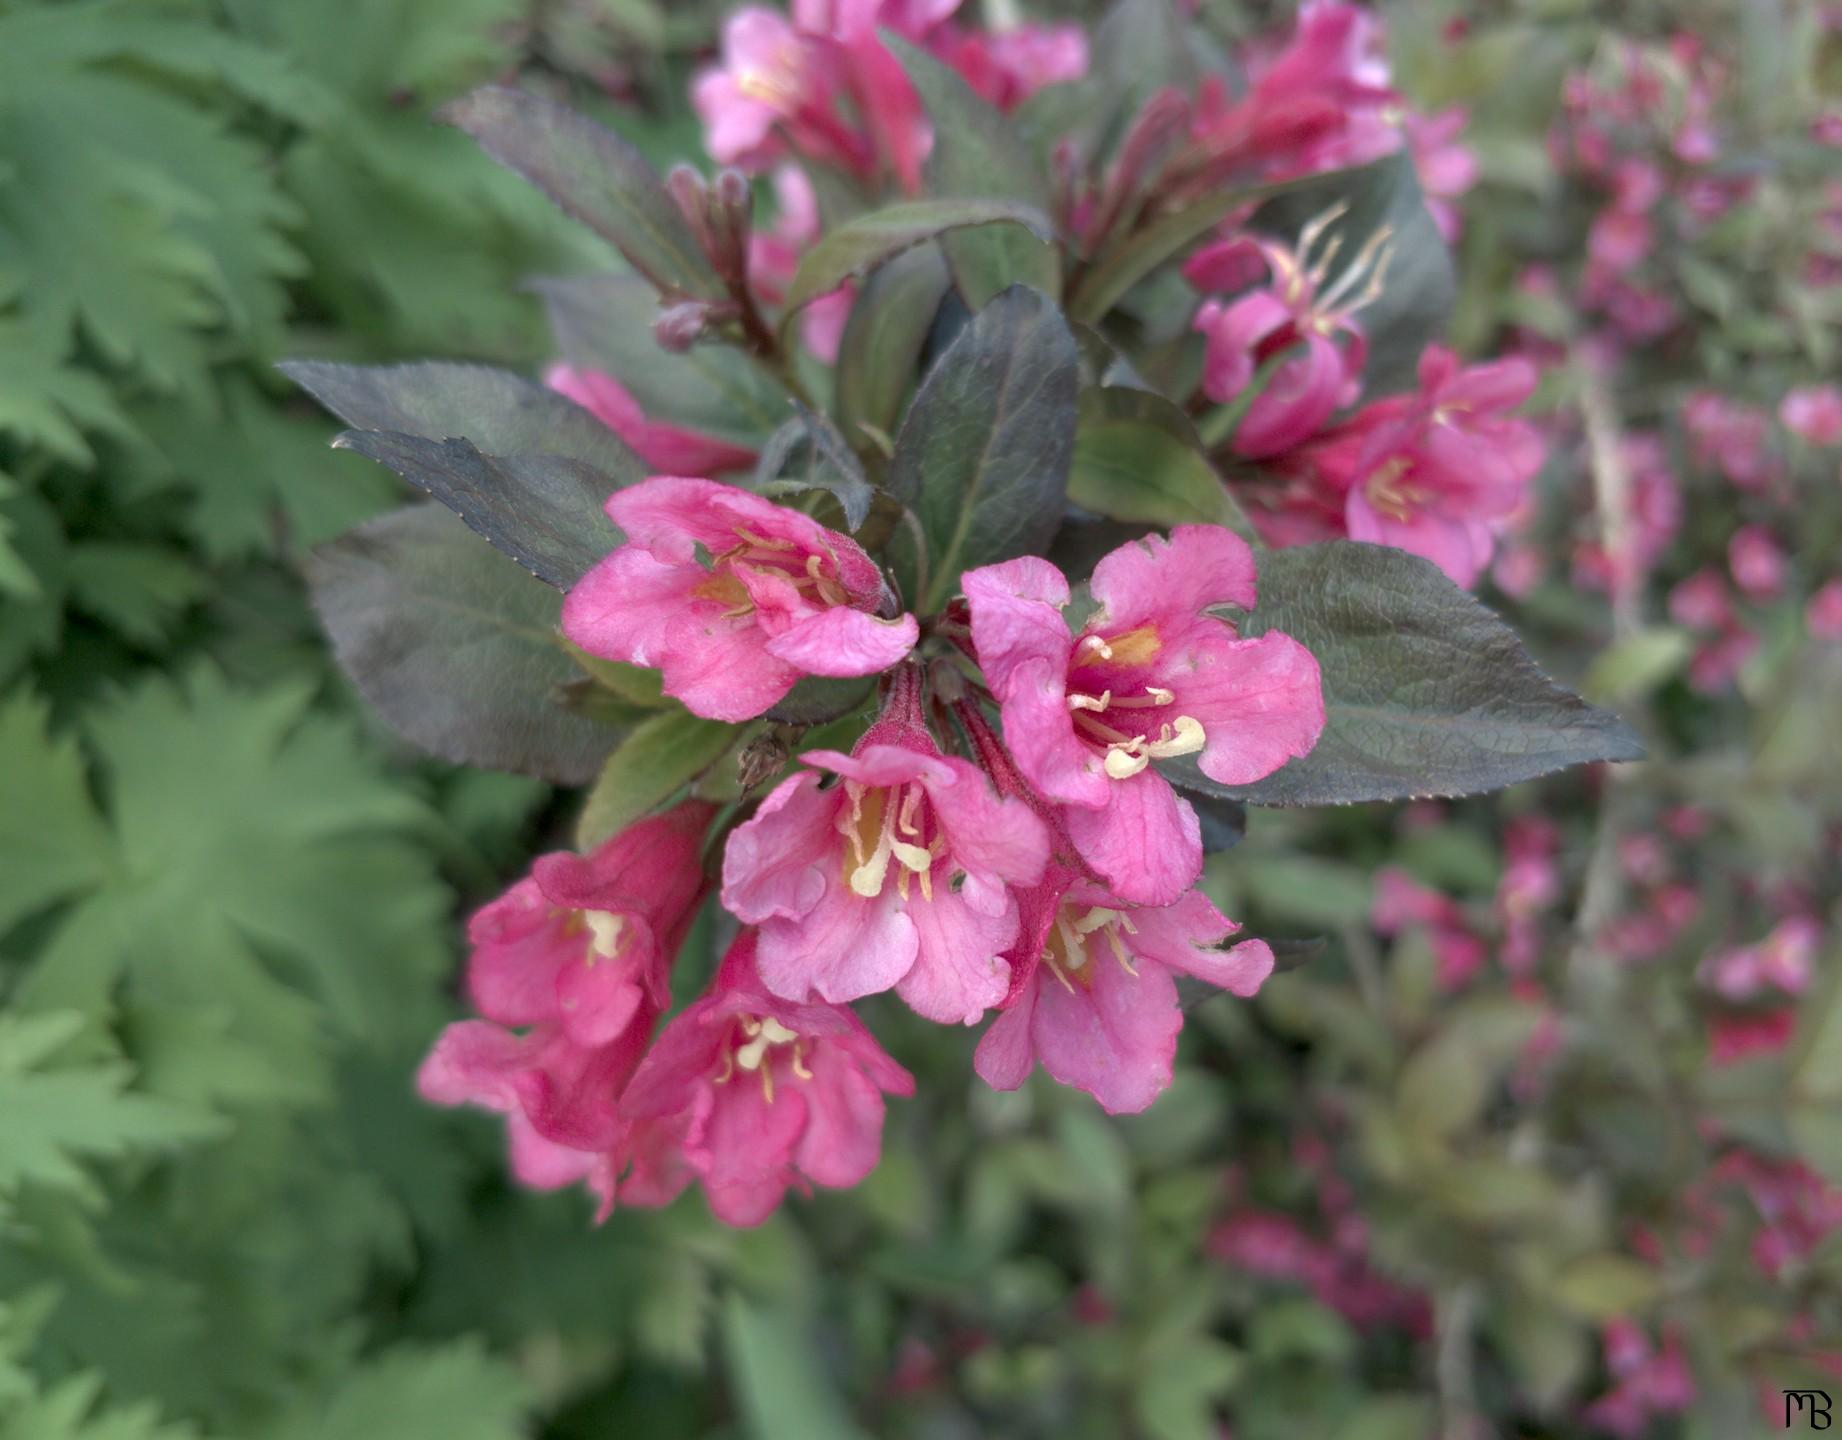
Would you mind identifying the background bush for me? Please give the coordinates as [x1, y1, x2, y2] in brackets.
[1, 1, 1837, 1437]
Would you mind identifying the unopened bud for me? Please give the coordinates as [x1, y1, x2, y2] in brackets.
[707, 168, 755, 284]
[737, 733, 791, 793]
[653, 300, 715, 352]
[666, 164, 710, 229]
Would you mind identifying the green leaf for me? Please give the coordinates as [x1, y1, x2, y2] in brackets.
[64, 543, 206, 646]
[886, 286, 1080, 613]
[0, 1372, 207, 1440]
[441, 85, 722, 300]
[532, 273, 787, 447]
[887, 37, 1060, 307]
[0, 691, 113, 936]
[1547, 1254, 1662, 1321]
[1134, 1336, 1241, 1440]
[1067, 184, 1269, 326]
[1067, 387, 1253, 537]
[1189, 542, 1645, 806]
[0, 1012, 224, 1204]
[308, 504, 615, 784]
[1395, 998, 1543, 1140]
[752, 403, 877, 532]
[781, 198, 1055, 322]
[832, 243, 952, 453]
[1582, 627, 1691, 703]
[283, 361, 638, 588]
[1250, 152, 1455, 395]
[720, 1294, 868, 1440]
[574, 709, 739, 851]
[261, 1338, 534, 1440]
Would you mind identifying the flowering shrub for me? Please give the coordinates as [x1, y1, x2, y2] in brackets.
[4, 1, 1839, 1438]
[288, 0, 1644, 1240]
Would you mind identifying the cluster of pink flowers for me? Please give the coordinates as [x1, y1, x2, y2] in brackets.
[693, 0, 1085, 194]
[424, 463, 1326, 1221]
[1581, 1320, 1697, 1438]
[1210, 1131, 1431, 1337]
[1369, 814, 1561, 992]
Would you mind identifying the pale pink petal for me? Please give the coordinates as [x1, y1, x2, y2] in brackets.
[765, 605, 918, 676]
[920, 758, 1051, 887]
[758, 889, 920, 1005]
[962, 556, 1073, 693]
[996, 657, 1108, 807]
[561, 546, 702, 671]
[721, 773, 838, 925]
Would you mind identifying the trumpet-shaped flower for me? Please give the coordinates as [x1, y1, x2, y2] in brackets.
[562, 477, 917, 722]
[722, 671, 1050, 1023]
[974, 867, 1273, 1113]
[963, 526, 1323, 905]
[611, 932, 915, 1226]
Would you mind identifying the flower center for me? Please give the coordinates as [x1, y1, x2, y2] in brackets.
[582, 909, 627, 963]
[1065, 630, 1205, 780]
[837, 779, 945, 901]
[692, 526, 849, 621]
[1363, 457, 1428, 523]
[713, 1014, 810, 1103]
[1292, 201, 1396, 329]
[1041, 905, 1141, 992]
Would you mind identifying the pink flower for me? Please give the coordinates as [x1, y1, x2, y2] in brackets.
[1807, 580, 1842, 641]
[723, 670, 1048, 1022]
[928, 21, 1089, 111]
[693, 10, 838, 171]
[562, 477, 917, 722]
[963, 527, 1324, 905]
[748, 166, 855, 362]
[1278, 346, 1543, 587]
[415, 803, 717, 1190]
[1186, 220, 1380, 458]
[545, 366, 756, 477]
[1233, 1, 1400, 179]
[1684, 391, 1778, 491]
[466, 802, 717, 1048]
[1668, 569, 1732, 630]
[1370, 866, 1458, 935]
[1727, 524, 1787, 602]
[1708, 1009, 1797, 1065]
[1782, 385, 1842, 446]
[1404, 107, 1477, 242]
[610, 931, 915, 1226]
[974, 865, 1273, 1113]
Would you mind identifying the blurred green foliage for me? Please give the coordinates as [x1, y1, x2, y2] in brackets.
[2, 1, 1840, 1437]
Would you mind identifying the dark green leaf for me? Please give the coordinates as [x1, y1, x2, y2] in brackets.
[1068, 185, 1261, 325]
[1192, 542, 1645, 806]
[575, 710, 739, 850]
[532, 273, 787, 446]
[441, 86, 722, 300]
[721, 1294, 868, 1440]
[886, 286, 1080, 614]
[887, 37, 1060, 307]
[753, 402, 877, 531]
[1250, 152, 1454, 395]
[781, 198, 1055, 322]
[308, 505, 614, 784]
[283, 361, 639, 586]
[833, 243, 952, 453]
[331, 431, 619, 590]
[278, 361, 644, 475]
[1068, 387, 1254, 539]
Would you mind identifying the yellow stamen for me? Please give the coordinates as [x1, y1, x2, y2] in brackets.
[583, 910, 626, 962]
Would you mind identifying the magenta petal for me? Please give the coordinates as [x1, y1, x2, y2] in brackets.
[793, 1046, 887, 1188]
[973, 990, 1038, 1092]
[506, 1110, 601, 1190]
[1176, 937, 1274, 997]
[696, 1079, 808, 1226]
[922, 759, 1051, 888]
[765, 605, 918, 676]
[1030, 955, 1182, 1114]
[657, 607, 801, 721]
[554, 946, 650, 1048]
[1088, 525, 1258, 630]
[417, 1020, 528, 1109]
[999, 657, 1109, 807]
[1062, 773, 1202, 907]
[896, 883, 1016, 1024]
[561, 547, 699, 671]
[962, 556, 1073, 694]
[465, 879, 571, 1027]
[759, 888, 919, 1005]
[1179, 631, 1326, 787]
[721, 772, 837, 926]
[1346, 490, 1487, 588]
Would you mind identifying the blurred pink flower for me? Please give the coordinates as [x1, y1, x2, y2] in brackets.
[1728, 525, 1788, 602]
[1781, 385, 1842, 446]
[928, 21, 1088, 111]
[1807, 580, 1842, 641]
[546, 365, 756, 477]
